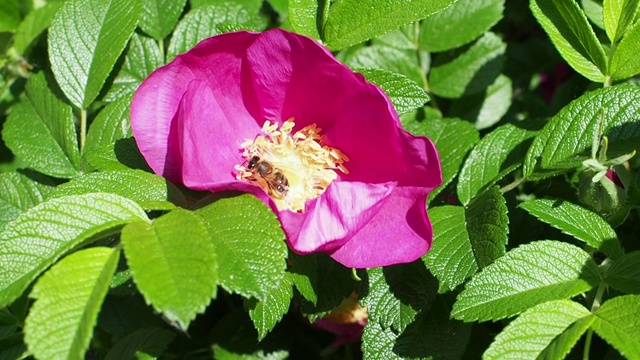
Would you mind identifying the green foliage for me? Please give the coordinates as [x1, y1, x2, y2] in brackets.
[2, 1, 640, 358]
[24, 247, 119, 360]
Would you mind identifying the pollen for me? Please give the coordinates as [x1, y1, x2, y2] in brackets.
[235, 119, 349, 212]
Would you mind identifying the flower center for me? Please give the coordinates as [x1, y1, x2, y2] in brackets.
[235, 119, 349, 212]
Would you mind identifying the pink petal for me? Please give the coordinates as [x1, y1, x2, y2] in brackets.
[279, 181, 396, 253]
[328, 187, 433, 268]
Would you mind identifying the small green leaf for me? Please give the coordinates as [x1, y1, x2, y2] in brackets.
[104, 33, 163, 102]
[0, 193, 148, 308]
[419, 0, 505, 52]
[84, 137, 151, 172]
[360, 262, 437, 332]
[0, 172, 52, 231]
[24, 247, 119, 360]
[592, 295, 640, 358]
[49, 169, 185, 210]
[449, 74, 513, 130]
[341, 44, 425, 88]
[428, 32, 506, 98]
[84, 95, 133, 157]
[2, 72, 80, 178]
[289, 0, 327, 40]
[402, 117, 479, 199]
[484, 300, 593, 359]
[104, 327, 176, 360]
[140, 0, 186, 40]
[457, 123, 535, 205]
[246, 274, 293, 341]
[530, 0, 608, 82]
[122, 209, 218, 330]
[452, 240, 601, 322]
[195, 194, 287, 302]
[519, 199, 624, 259]
[465, 186, 509, 269]
[423, 206, 478, 291]
[610, 22, 640, 80]
[604, 251, 640, 293]
[48, 0, 142, 108]
[12, 2, 63, 54]
[603, 0, 640, 43]
[356, 68, 430, 115]
[362, 297, 471, 359]
[323, 0, 456, 50]
[582, 0, 605, 29]
[167, 3, 263, 61]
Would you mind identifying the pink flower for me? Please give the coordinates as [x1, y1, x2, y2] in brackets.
[130, 29, 442, 268]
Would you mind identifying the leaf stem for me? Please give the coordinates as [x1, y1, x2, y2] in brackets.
[501, 176, 526, 194]
[583, 328, 593, 360]
[158, 38, 165, 62]
[80, 108, 87, 155]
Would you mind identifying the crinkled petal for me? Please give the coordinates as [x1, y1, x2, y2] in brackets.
[328, 187, 432, 268]
[279, 181, 396, 254]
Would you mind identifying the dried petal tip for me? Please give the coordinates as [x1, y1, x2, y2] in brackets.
[236, 119, 349, 212]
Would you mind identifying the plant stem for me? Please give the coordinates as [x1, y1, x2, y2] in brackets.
[583, 328, 594, 360]
[79, 108, 87, 155]
[501, 176, 526, 194]
[158, 38, 165, 62]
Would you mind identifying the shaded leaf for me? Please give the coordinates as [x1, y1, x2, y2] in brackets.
[449, 74, 513, 130]
[105, 327, 176, 360]
[357, 68, 429, 115]
[610, 22, 640, 80]
[13, 2, 63, 54]
[604, 251, 640, 293]
[592, 295, 640, 358]
[465, 186, 509, 269]
[84, 95, 133, 156]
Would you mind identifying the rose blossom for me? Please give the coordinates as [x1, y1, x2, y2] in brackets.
[130, 28, 442, 268]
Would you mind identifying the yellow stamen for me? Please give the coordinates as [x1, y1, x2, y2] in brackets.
[236, 119, 349, 212]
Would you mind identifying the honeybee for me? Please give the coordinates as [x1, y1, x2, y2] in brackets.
[247, 155, 289, 198]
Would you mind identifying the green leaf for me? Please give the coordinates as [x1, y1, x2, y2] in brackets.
[84, 95, 133, 156]
[465, 186, 509, 268]
[84, 137, 151, 172]
[419, 0, 505, 52]
[104, 33, 163, 102]
[0, 172, 52, 231]
[0, 0, 20, 32]
[524, 85, 640, 178]
[449, 74, 513, 130]
[48, 0, 142, 108]
[340, 44, 425, 87]
[167, 3, 263, 61]
[2, 72, 80, 178]
[362, 297, 471, 359]
[356, 68, 429, 115]
[592, 295, 640, 358]
[423, 206, 478, 291]
[530, 0, 608, 82]
[287, 252, 317, 305]
[246, 274, 293, 341]
[0, 193, 148, 308]
[610, 22, 640, 80]
[195, 194, 287, 302]
[402, 117, 479, 199]
[122, 209, 218, 330]
[105, 327, 176, 360]
[457, 123, 535, 205]
[360, 262, 437, 332]
[49, 169, 185, 210]
[24, 247, 119, 360]
[139, 0, 186, 40]
[603, 0, 640, 43]
[289, 0, 327, 40]
[323, 0, 456, 50]
[582, 0, 605, 29]
[484, 300, 593, 359]
[604, 251, 640, 293]
[428, 32, 506, 98]
[519, 199, 624, 260]
[13, 2, 63, 54]
[452, 240, 601, 322]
